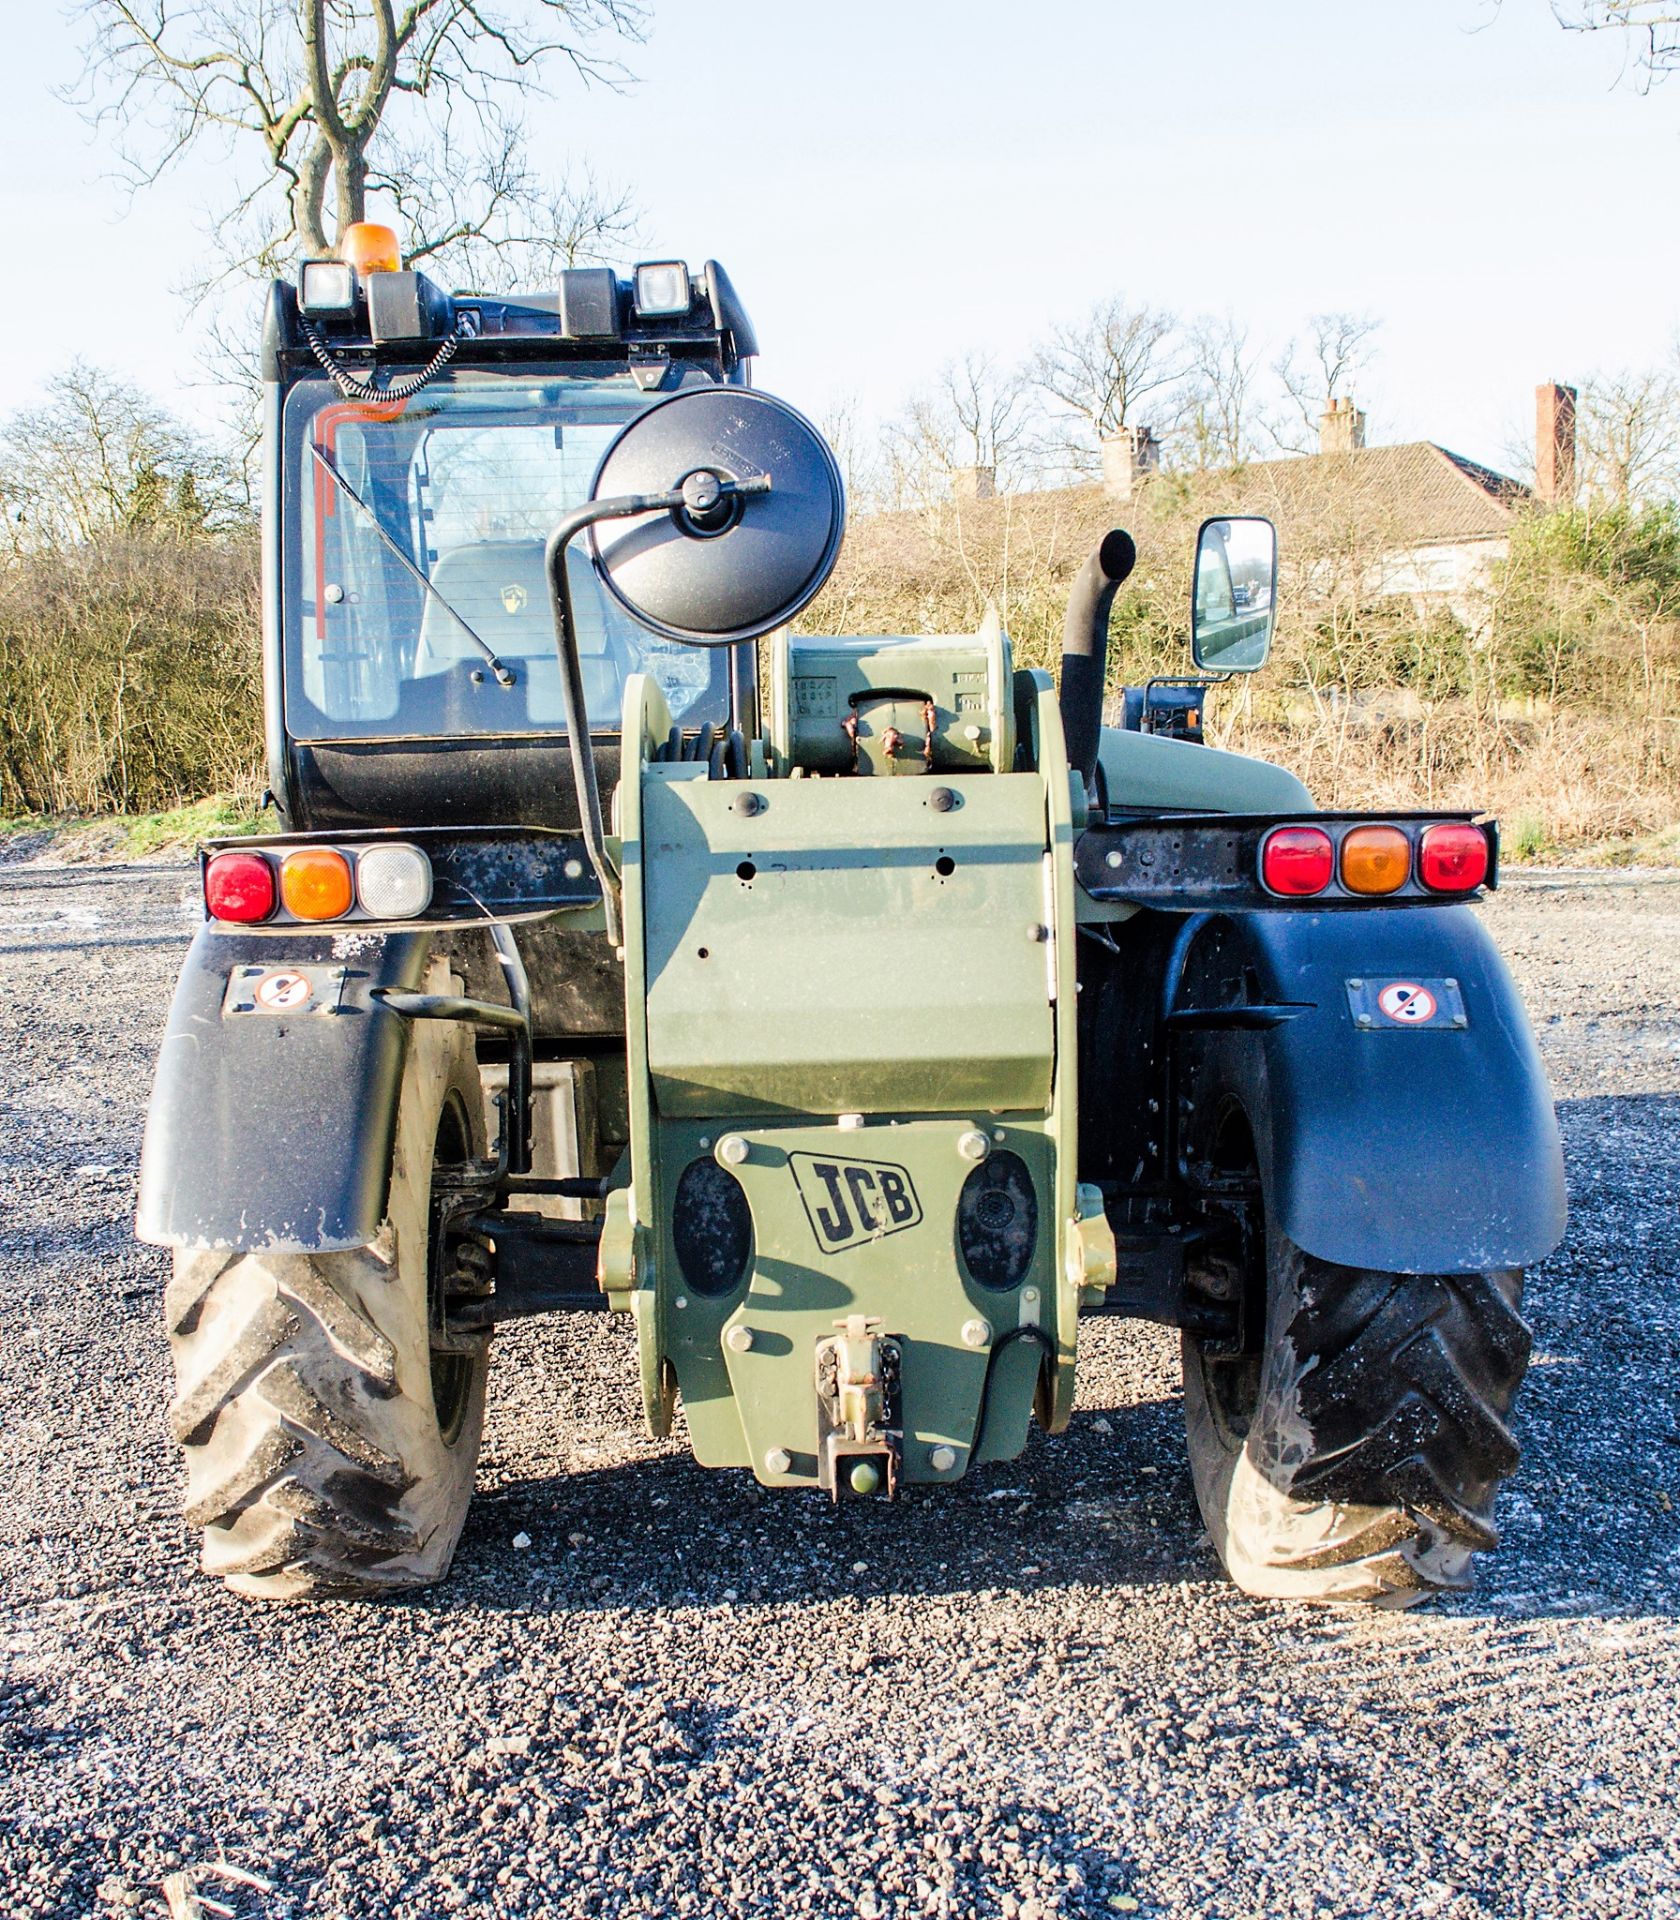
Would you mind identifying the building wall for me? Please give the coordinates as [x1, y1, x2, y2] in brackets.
[1375, 536, 1510, 630]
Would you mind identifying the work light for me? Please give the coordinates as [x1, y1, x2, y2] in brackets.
[633, 261, 691, 317]
[298, 261, 356, 314]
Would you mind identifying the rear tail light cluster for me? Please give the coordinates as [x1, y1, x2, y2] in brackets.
[204, 843, 433, 924]
[1416, 823, 1490, 892]
[1260, 821, 1489, 900]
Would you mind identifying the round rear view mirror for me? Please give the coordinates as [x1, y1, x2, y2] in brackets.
[590, 388, 845, 645]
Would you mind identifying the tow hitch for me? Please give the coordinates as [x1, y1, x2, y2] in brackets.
[816, 1315, 903, 1499]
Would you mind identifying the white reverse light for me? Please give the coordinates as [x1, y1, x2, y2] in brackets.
[299, 260, 356, 313]
[633, 260, 691, 317]
[356, 844, 433, 919]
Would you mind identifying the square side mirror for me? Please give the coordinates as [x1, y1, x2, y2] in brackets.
[1192, 516, 1276, 673]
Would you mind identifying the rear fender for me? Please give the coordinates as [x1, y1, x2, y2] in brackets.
[1179, 907, 1566, 1273]
[137, 926, 434, 1252]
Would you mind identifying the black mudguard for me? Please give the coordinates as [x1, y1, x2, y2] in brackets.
[1179, 906, 1566, 1274]
[137, 926, 433, 1253]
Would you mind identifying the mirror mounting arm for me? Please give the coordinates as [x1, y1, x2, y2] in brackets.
[544, 476, 773, 948]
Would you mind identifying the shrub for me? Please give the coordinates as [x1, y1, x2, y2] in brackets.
[0, 533, 262, 816]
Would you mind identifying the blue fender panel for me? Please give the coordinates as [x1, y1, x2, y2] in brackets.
[1202, 907, 1566, 1274]
[136, 926, 431, 1253]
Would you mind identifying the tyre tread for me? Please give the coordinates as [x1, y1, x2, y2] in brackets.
[1187, 1243, 1532, 1605]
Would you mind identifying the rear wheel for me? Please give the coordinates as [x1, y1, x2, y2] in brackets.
[1185, 1225, 1532, 1605]
[164, 991, 490, 1599]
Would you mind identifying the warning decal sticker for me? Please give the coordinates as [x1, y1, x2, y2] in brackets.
[1377, 981, 1437, 1024]
[252, 970, 313, 1012]
[1345, 976, 1466, 1031]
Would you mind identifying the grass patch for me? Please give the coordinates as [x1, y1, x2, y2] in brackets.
[0, 793, 263, 862]
[1506, 813, 1550, 863]
[1589, 822, 1680, 869]
[118, 795, 263, 856]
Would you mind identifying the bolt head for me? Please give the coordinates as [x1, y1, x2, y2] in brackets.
[961, 1317, 992, 1350]
[957, 1129, 989, 1162]
[681, 468, 723, 513]
[733, 790, 764, 817]
[930, 786, 956, 813]
[929, 1445, 957, 1473]
[725, 1324, 754, 1353]
[849, 1460, 882, 1496]
[1021, 1287, 1039, 1306]
[764, 1447, 792, 1475]
[717, 1134, 749, 1166]
[1105, 850, 1123, 870]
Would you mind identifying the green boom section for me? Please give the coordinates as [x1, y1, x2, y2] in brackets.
[641, 769, 1055, 1117]
[607, 662, 1104, 1489]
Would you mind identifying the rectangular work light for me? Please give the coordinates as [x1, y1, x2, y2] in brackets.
[298, 260, 356, 314]
[633, 260, 692, 317]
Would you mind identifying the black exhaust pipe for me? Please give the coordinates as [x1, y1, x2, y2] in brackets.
[1059, 528, 1137, 790]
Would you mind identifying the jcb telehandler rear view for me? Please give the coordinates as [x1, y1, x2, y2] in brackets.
[138, 233, 1566, 1606]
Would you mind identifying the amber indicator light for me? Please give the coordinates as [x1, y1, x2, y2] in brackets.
[1340, 824, 1411, 895]
[280, 848, 355, 921]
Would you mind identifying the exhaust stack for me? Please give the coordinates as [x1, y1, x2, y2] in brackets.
[1059, 528, 1137, 790]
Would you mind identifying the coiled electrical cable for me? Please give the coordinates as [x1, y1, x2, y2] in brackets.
[299, 313, 461, 404]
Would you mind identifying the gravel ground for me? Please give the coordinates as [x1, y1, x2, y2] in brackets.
[1, 856, 1677, 1920]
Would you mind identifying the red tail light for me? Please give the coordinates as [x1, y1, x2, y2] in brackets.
[1418, 823, 1489, 893]
[204, 851, 276, 923]
[1261, 826, 1335, 896]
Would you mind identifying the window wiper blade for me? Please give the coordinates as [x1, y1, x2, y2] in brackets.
[309, 441, 516, 690]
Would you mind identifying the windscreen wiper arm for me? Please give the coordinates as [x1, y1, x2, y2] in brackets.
[308, 442, 516, 690]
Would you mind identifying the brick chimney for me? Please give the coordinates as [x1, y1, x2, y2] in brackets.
[951, 464, 996, 502]
[1100, 424, 1161, 501]
[1319, 396, 1367, 456]
[1536, 382, 1577, 505]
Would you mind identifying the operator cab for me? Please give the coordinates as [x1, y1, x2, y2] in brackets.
[263, 238, 759, 832]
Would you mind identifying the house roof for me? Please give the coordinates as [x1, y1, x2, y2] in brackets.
[1239, 441, 1529, 547]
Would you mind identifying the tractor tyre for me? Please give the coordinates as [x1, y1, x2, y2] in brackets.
[1184, 1226, 1532, 1606]
[163, 999, 490, 1600]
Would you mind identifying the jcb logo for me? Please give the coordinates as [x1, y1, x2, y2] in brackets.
[790, 1153, 922, 1254]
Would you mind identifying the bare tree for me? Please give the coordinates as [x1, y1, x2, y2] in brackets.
[1550, 3, 1680, 86]
[382, 142, 638, 289]
[884, 355, 1041, 508]
[1030, 298, 1182, 473]
[1577, 367, 1680, 505]
[813, 390, 885, 515]
[71, 0, 643, 281]
[0, 365, 240, 552]
[1271, 312, 1382, 454]
[1179, 313, 1263, 469]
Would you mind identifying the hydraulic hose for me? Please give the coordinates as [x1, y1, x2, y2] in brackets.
[1059, 528, 1138, 792]
[542, 474, 771, 948]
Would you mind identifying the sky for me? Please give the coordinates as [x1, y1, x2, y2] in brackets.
[3, 0, 1676, 473]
